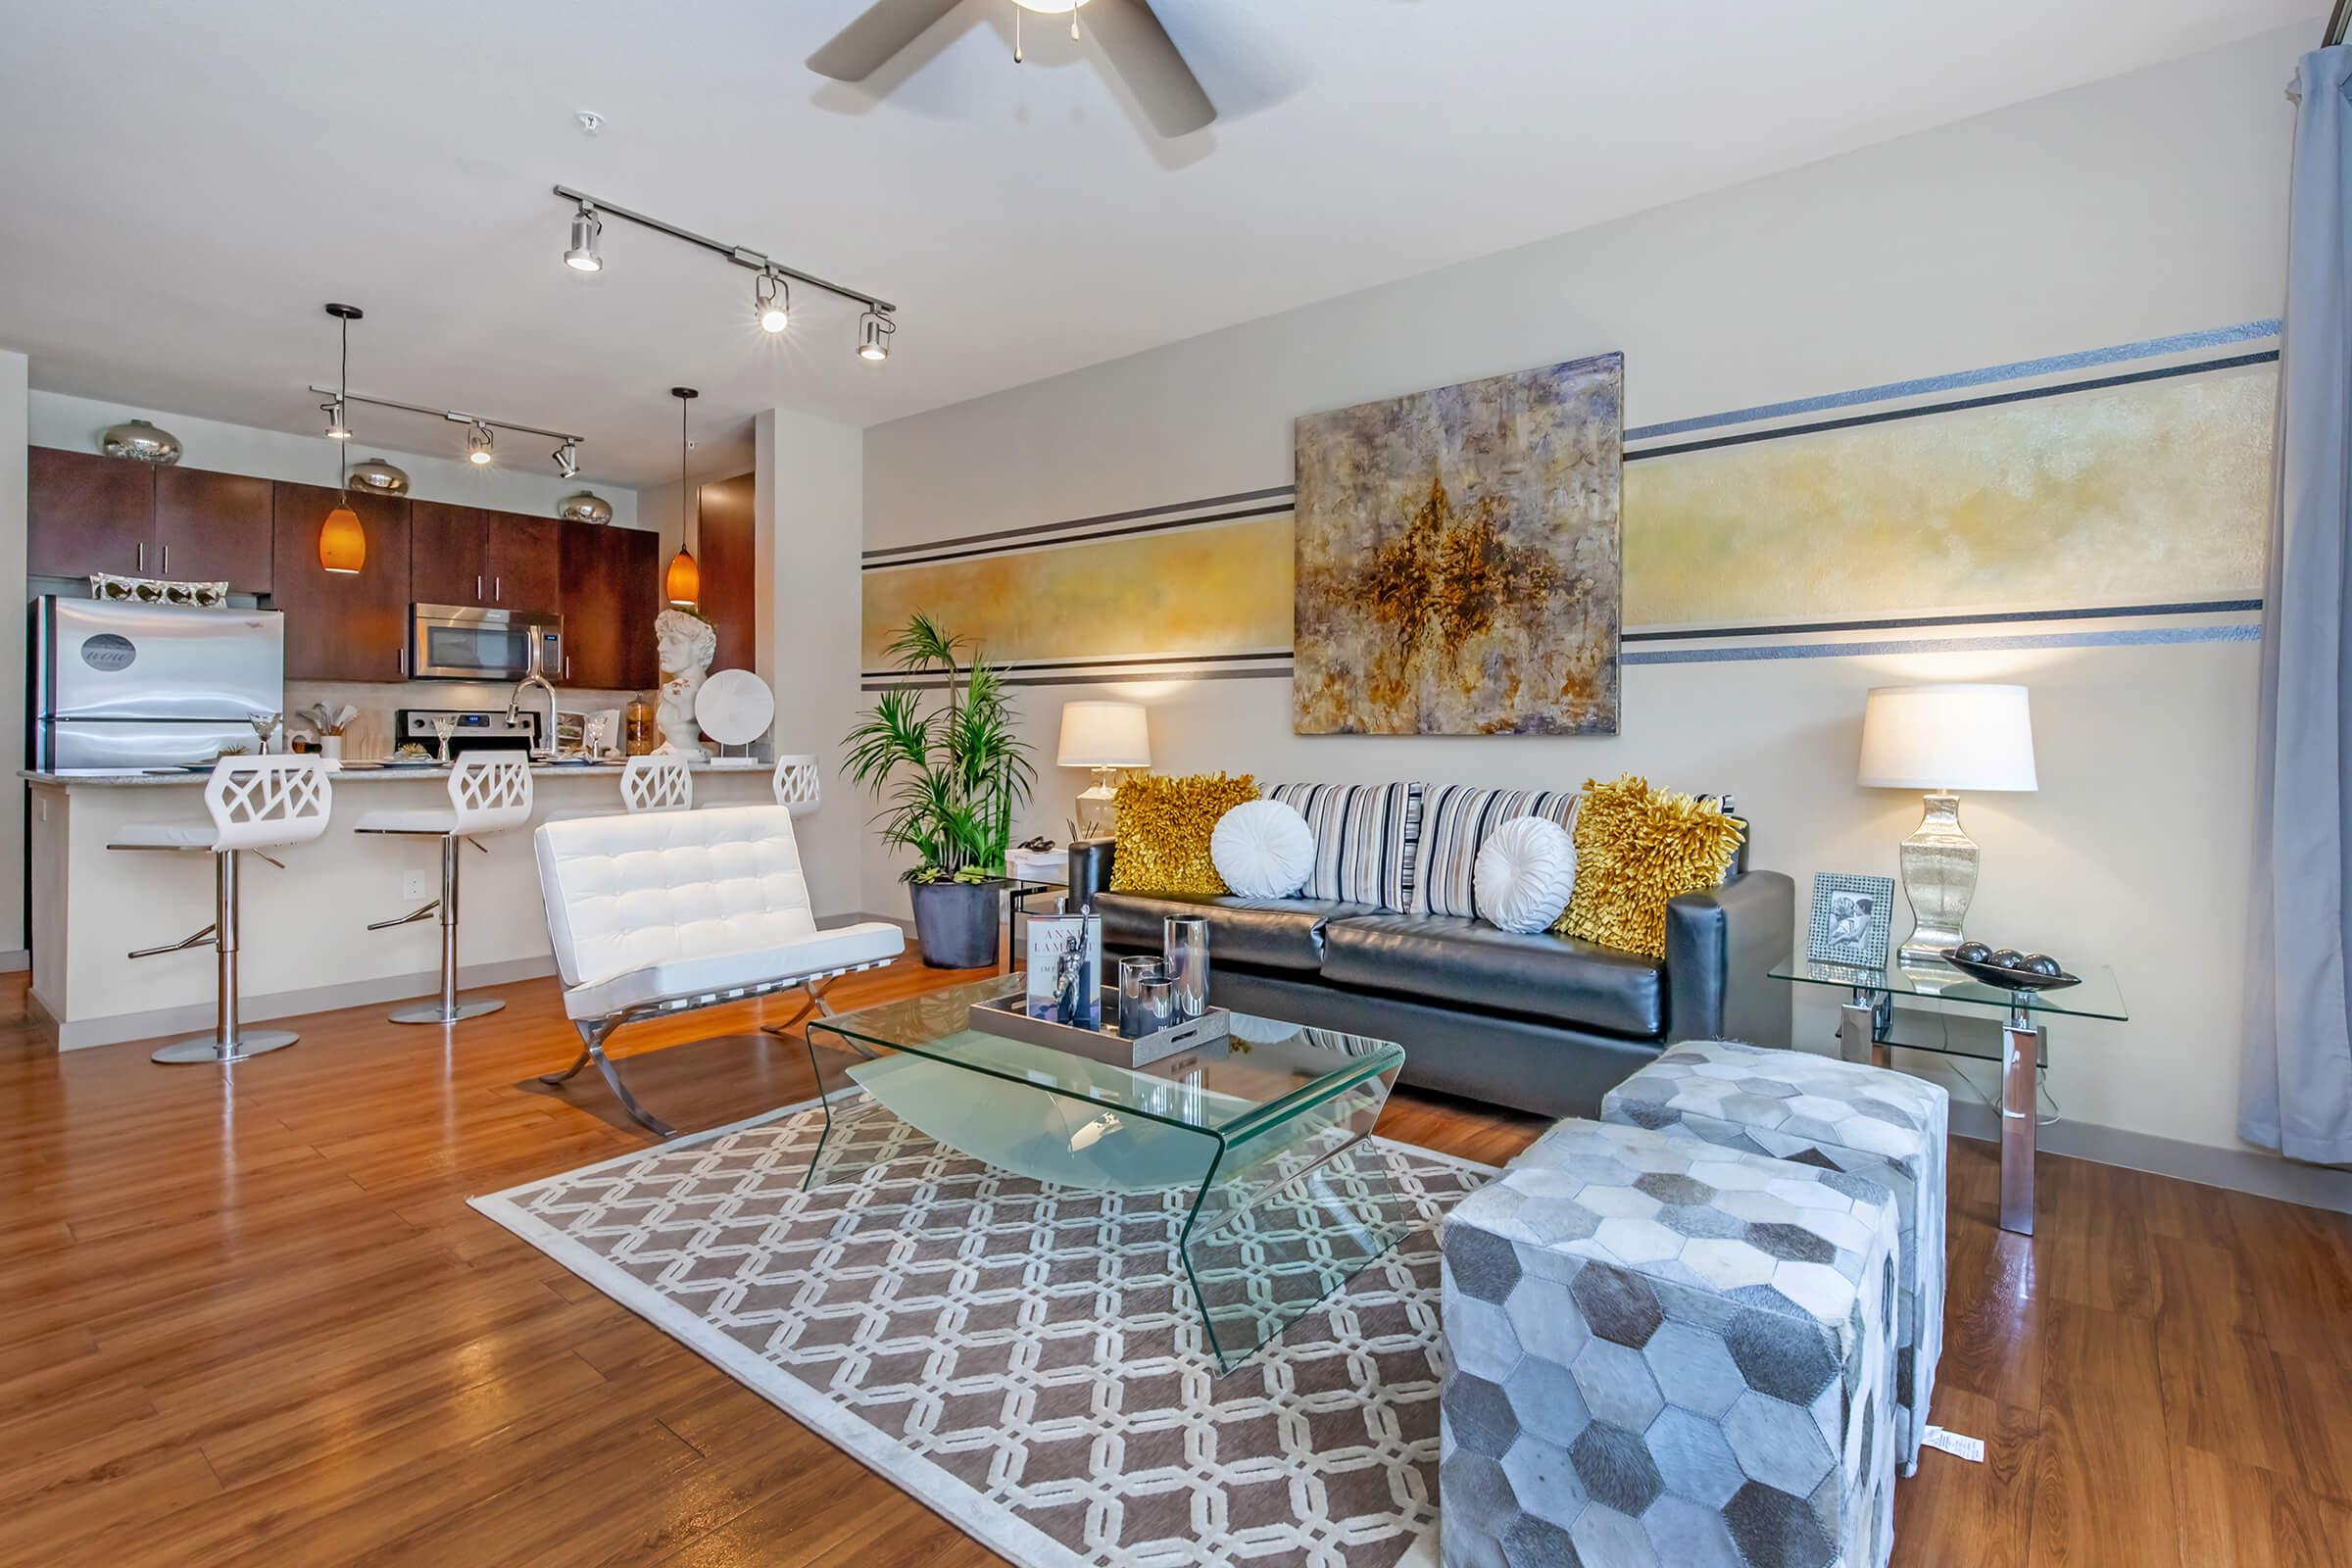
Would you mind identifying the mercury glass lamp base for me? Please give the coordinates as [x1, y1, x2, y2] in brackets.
[153, 1029, 299, 1064]
[1897, 791, 1980, 960]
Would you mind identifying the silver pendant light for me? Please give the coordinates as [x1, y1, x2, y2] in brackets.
[556, 490, 612, 525]
[99, 418, 182, 465]
[346, 457, 411, 495]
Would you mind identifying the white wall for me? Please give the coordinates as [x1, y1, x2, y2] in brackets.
[27, 390, 639, 526]
[758, 407, 864, 918]
[862, 26, 2327, 1190]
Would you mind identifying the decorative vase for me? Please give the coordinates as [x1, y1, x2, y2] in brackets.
[908, 880, 1004, 970]
[1162, 916, 1209, 1018]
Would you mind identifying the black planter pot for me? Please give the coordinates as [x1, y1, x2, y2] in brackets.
[908, 878, 1004, 969]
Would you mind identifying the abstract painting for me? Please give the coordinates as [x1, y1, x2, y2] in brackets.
[1291, 353, 1623, 735]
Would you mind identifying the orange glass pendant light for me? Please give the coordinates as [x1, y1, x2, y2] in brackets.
[319, 303, 368, 575]
[319, 501, 367, 575]
[665, 386, 700, 607]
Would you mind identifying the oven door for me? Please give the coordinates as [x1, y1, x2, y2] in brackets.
[410, 605, 562, 680]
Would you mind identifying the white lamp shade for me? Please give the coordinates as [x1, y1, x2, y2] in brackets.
[1056, 701, 1151, 769]
[1857, 683, 2037, 792]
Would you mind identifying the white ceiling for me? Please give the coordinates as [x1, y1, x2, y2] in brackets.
[0, 0, 2308, 489]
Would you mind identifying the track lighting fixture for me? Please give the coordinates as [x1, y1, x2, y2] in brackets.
[305, 383, 586, 477]
[756, 270, 790, 334]
[322, 303, 360, 440]
[564, 202, 604, 272]
[324, 398, 351, 441]
[551, 186, 898, 366]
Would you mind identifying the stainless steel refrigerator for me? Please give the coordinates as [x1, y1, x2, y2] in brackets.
[32, 597, 284, 772]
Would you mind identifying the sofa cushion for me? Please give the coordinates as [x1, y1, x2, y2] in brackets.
[1263, 781, 1421, 910]
[1092, 890, 1380, 974]
[1320, 913, 1665, 1038]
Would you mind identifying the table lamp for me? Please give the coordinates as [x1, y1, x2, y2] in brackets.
[1857, 683, 2037, 962]
[1057, 701, 1150, 839]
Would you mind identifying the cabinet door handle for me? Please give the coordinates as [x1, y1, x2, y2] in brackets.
[398, 646, 408, 677]
[494, 575, 502, 602]
[136, 542, 145, 572]
[476, 573, 483, 602]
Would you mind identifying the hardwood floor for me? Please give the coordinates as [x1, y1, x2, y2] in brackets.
[4, 957, 2350, 1566]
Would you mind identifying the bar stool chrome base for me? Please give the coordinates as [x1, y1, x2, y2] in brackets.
[391, 998, 506, 1025]
[152, 1028, 300, 1064]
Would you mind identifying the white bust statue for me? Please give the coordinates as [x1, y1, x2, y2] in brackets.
[653, 608, 717, 759]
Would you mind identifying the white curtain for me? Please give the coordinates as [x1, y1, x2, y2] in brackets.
[2240, 45, 2352, 1165]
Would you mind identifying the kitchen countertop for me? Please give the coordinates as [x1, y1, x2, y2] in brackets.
[23, 759, 779, 787]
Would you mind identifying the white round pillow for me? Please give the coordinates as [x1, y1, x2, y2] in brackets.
[1210, 799, 1315, 900]
[1474, 815, 1577, 934]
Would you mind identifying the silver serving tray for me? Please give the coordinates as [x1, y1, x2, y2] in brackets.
[968, 985, 1231, 1070]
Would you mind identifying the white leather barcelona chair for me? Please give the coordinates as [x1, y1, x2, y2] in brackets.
[532, 804, 904, 1137]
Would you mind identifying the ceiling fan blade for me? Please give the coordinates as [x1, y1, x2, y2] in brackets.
[1088, 0, 1217, 137]
[807, 0, 965, 81]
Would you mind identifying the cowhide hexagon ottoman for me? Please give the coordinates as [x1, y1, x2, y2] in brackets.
[1601, 1040, 1948, 1477]
[1439, 1117, 1898, 1568]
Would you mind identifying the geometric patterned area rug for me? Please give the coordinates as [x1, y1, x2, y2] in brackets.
[470, 1099, 1494, 1568]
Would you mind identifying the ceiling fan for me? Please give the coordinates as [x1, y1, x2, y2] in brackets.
[808, 0, 1218, 138]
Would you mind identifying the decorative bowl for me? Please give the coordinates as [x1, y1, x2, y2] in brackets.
[1938, 948, 2082, 992]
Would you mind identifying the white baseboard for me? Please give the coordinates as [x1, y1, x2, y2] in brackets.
[0, 949, 27, 974]
[38, 955, 560, 1052]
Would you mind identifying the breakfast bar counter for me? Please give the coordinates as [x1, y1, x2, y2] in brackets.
[26, 762, 786, 1050]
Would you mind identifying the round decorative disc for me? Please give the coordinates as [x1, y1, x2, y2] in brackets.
[694, 668, 774, 746]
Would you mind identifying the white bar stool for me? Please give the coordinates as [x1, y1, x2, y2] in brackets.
[356, 753, 534, 1024]
[772, 754, 819, 817]
[620, 754, 693, 813]
[111, 756, 333, 1064]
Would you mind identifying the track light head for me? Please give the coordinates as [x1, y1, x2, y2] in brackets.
[858, 308, 895, 363]
[564, 203, 603, 272]
[466, 420, 495, 466]
[553, 440, 580, 480]
[755, 271, 790, 334]
[322, 397, 352, 440]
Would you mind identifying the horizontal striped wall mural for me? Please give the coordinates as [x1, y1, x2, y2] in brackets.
[863, 323, 2277, 686]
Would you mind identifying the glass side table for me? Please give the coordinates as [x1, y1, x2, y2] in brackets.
[1766, 954, 2128, 1237]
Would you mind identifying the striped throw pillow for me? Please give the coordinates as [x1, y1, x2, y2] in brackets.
[1263, 782, 1421, 910]
[1409, 785, 1583, 917]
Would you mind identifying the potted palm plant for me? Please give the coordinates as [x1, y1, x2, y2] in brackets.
[844, 613, 1036, 968]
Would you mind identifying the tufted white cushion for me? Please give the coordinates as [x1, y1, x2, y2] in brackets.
[533, 805, 902, 1010]
[1210, 799, 1316, 900]
[1473, 814, 1577, 934]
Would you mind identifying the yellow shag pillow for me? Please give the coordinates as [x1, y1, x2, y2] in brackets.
[1556, 774, 1746, 958]
[1109, 772, 1262, 896]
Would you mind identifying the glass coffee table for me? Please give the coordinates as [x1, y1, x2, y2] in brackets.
[1769, 952, 2128, 1237]
[804, 975, 1409, 1371]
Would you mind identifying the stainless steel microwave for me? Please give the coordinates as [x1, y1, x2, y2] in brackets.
[410, 603, 562, 681]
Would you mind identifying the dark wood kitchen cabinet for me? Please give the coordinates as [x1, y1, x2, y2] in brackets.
[271, 483, 413, 681]
[697, 471, 757, 673]
[28, 449, 274, 591]
[409, 503, 561, 611]
[27, 447, 156, 578]
[561, 523, 661, 691]
[153, 466, 273, 591]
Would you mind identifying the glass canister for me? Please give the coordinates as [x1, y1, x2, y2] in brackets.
[624, 698, 656, 756]
[1162, 916, 1209, 1019]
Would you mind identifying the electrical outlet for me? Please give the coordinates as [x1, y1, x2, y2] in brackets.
[402, 869, 429, 902]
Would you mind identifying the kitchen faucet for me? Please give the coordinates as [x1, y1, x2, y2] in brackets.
[506, 642, 559, 761]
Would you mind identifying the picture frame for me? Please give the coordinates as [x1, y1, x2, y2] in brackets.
[1808, 872, 1895, 972]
